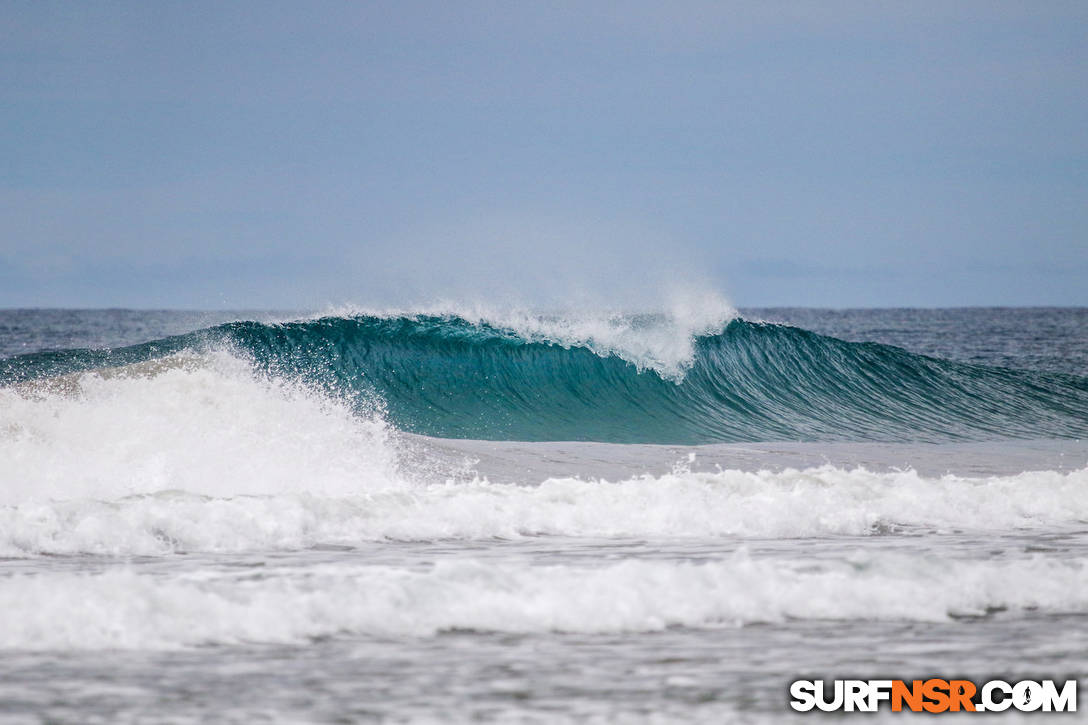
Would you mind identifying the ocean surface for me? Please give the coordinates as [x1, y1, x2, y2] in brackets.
[1, 305, 1086, 723]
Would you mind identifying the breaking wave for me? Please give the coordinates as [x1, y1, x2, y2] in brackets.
[3, 311, 1087, 444]
[1, 346, 1085, 557]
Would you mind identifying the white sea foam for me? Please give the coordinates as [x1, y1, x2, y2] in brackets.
[1, 552, 1085, 649]
[2, 465, 1087, 556]
[0, 351, 399, 504]
[321, 290, 738, 378]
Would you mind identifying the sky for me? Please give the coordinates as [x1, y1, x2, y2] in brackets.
[2, 1, 1086, 309]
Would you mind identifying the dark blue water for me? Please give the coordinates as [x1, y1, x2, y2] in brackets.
[751, 307, 1088, 376]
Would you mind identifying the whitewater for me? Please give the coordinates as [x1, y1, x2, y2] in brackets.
[1, 306, 1087, 723]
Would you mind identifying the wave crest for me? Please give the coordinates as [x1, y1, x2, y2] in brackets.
[3, 312, 1088, 444]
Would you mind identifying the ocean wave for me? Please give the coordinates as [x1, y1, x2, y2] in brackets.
[2, 311, 1087, 444]
[2, 553, 1085, 649]
[1, 343, 1087, 557]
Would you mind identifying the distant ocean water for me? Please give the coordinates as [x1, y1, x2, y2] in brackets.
[1, 306, 1086, 723]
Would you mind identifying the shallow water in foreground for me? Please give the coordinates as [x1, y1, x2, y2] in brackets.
[1, 525, 1087, 723]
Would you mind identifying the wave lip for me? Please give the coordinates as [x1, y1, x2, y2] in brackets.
[3, 312, 1088, 444]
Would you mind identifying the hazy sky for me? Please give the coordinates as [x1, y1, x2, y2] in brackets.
[2, 1, 1086, 309]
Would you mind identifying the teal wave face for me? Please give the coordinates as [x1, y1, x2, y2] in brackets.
[3, 315, 1088, 443]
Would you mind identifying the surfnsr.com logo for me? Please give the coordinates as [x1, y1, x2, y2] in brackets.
[790, 679, 1077, 713]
